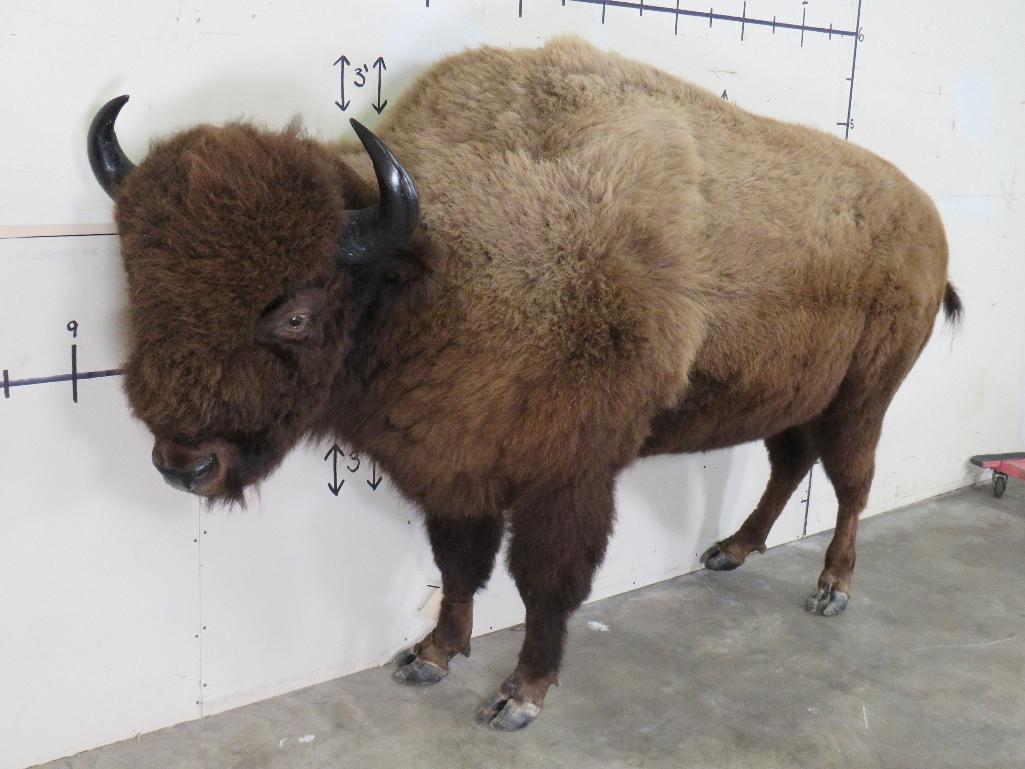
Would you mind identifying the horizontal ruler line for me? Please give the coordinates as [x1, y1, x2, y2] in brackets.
[570, 0, 857, 36]
[2, 368, 122, 390]
[0, 224, 118, 240]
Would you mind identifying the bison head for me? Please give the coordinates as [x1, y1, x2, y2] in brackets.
[87, 96, 419, 503]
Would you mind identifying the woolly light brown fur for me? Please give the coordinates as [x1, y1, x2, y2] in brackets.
[111, 38, 957, 729]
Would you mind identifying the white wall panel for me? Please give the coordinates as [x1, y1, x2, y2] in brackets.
[0, 237, 201, 766]
[1, 2, 1023, 767]
[197, 457, 436, 715]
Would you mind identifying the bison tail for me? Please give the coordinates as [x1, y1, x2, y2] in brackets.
[942, 282, 964, 328]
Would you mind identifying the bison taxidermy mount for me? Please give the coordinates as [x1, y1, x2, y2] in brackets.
[87, 38, 961, 730]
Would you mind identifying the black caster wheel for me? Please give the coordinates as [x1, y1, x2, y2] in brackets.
[993, 473, 1007, 498]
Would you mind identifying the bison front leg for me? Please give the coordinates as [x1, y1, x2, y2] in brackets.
[393, 514, 504, 685]
[477, 476, 615, 731]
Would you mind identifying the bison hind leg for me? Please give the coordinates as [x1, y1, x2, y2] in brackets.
[702, 424, 818, 572]
[804, 407, 882, 618]
[805, 323, 926, 617]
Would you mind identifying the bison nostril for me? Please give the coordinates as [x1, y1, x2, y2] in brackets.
[152, 449, 220, 494]
[191, 455, 218, 483]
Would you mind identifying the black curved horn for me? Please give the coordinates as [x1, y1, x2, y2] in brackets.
[337, 119, 420, 265]
[87, 95, 136, 199]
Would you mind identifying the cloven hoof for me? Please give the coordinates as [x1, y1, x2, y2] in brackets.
[806, 585, 849, 616]
[476, 673, 555, 731]
[476, 690, 542, 731]
[391, 648, 449, 686]
[700, 543, 742, 571]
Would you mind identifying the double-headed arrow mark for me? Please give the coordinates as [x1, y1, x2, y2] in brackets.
[334, 55, 350, 111]
[324, 443, 345, 495]
[372, 57, 387, 114]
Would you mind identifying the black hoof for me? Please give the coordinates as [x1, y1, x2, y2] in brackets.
[700, 543, 741, 571]
[391, 648, 448, 686]
[476, 690, 541, 731]
[805, 585, 849, 617]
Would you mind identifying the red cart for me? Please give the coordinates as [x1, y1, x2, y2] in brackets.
[970, 453, 1025, 498]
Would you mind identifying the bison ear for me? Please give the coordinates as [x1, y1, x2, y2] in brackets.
[336, 119, 420, 266]
[87, 95, 137, 199]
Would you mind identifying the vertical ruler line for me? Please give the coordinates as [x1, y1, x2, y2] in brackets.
[802, 466, 814, 536]
[196, 503, 205, 716]
[843, 0, 864, 140]
[71, 343, 78, 403]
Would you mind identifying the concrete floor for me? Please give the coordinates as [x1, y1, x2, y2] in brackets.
[41, 483, 1024, 769]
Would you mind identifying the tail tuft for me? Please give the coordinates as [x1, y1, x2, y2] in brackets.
[943, 282, 964, 328]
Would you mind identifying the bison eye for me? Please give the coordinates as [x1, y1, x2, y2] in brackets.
[260, 287, 327, 342]
[274, 313, 313, 340]
[272, 311, 315, 341]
